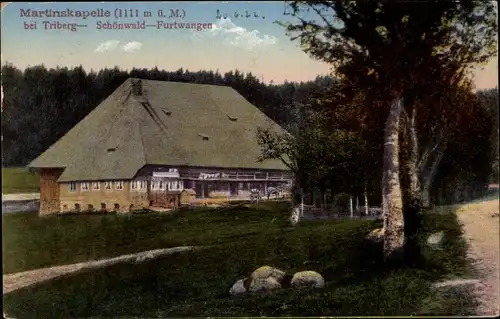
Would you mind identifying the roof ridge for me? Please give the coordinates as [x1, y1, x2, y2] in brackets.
[129, 77, 234, 89]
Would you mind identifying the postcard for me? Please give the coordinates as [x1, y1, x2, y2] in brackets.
[1, 1, 498, 318]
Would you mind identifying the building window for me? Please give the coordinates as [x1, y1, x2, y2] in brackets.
[152, 180, 167, 191]
[88, 204, 94, 211]
[74, 203, 81, 212]
[114, 203, 120, 211]
[101, 203, 106, 210]
[81, 182, 90, 192]
[168, 180, 184, 191]
[115, 181, 124, 190]
[131, 180, 146, 191]
[104, 181, 112, 191]
[69, 182, 77, 192]
[92, 182, 100, 191]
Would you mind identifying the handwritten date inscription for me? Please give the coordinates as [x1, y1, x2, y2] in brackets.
[216, 9, 265, 20]
[282, 3, 334, 16]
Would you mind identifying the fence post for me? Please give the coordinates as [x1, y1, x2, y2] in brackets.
[323, 191, 326, 210]
[349, 196, 353, 218]
[364, 192, 369, 216]
[301, 188, 304, 218]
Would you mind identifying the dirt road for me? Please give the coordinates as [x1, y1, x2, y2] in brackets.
[2, 193, 40, 201]
[456, 198, 500, 316]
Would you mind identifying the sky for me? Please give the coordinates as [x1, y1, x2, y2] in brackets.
[0, 1, 498, 88]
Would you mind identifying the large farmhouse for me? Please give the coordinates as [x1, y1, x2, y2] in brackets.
[28, 78, 293, 215]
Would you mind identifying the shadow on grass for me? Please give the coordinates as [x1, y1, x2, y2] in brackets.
[3, 202, 475, 317]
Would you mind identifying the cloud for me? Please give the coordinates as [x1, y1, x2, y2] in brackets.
[208, 18, 277, 50]
[94, 40, 120, 53]
[122, 41, 143, 53]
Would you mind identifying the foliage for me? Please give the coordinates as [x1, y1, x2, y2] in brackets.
[279, 0, 497, 165]
[277, 0, 498, 205]
[279, 1, 497, 95]
[256, 106, 366, 195]
[477, 87, 499, 182]
[3, 204, 473, 317]
[431, 84, 496, 199]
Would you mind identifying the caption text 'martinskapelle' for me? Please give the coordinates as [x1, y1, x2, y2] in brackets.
[20, 8, 214, 31]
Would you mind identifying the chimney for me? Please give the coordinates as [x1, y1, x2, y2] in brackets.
[131, 79, 142, 96]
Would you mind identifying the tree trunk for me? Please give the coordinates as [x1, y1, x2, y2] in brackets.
[405, 107, 421, 204]
[382, 97, 405, 261]
[421, 186, 431, 207]
[419, 145, 446, 208]
[401, 106, 423, 265]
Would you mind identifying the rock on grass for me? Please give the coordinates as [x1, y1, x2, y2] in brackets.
[290, 270, 325, 289]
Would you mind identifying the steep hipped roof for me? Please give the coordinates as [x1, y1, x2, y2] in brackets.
[28, 78, 290, 182]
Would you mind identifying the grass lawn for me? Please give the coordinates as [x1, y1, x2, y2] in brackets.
[3, 202, 476, 317]
[1, 167, 40, 194]
[2, 202, 291, 274]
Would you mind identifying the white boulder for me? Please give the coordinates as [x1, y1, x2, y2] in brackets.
[229, 278, 247, 296]
[290, 207, 301, 226]
[290, 270, 325, 289]
[248, 277, 281, 293]
[427, 231, 444, 249]
[250, 265, 286, 283]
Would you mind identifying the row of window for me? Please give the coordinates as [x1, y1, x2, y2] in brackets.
[68, 180, 146, 192]
[66, 179, 286, 193]
[151, 179, 184, 191]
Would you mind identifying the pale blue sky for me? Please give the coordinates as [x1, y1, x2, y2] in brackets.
[1, 2, 497, 88]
